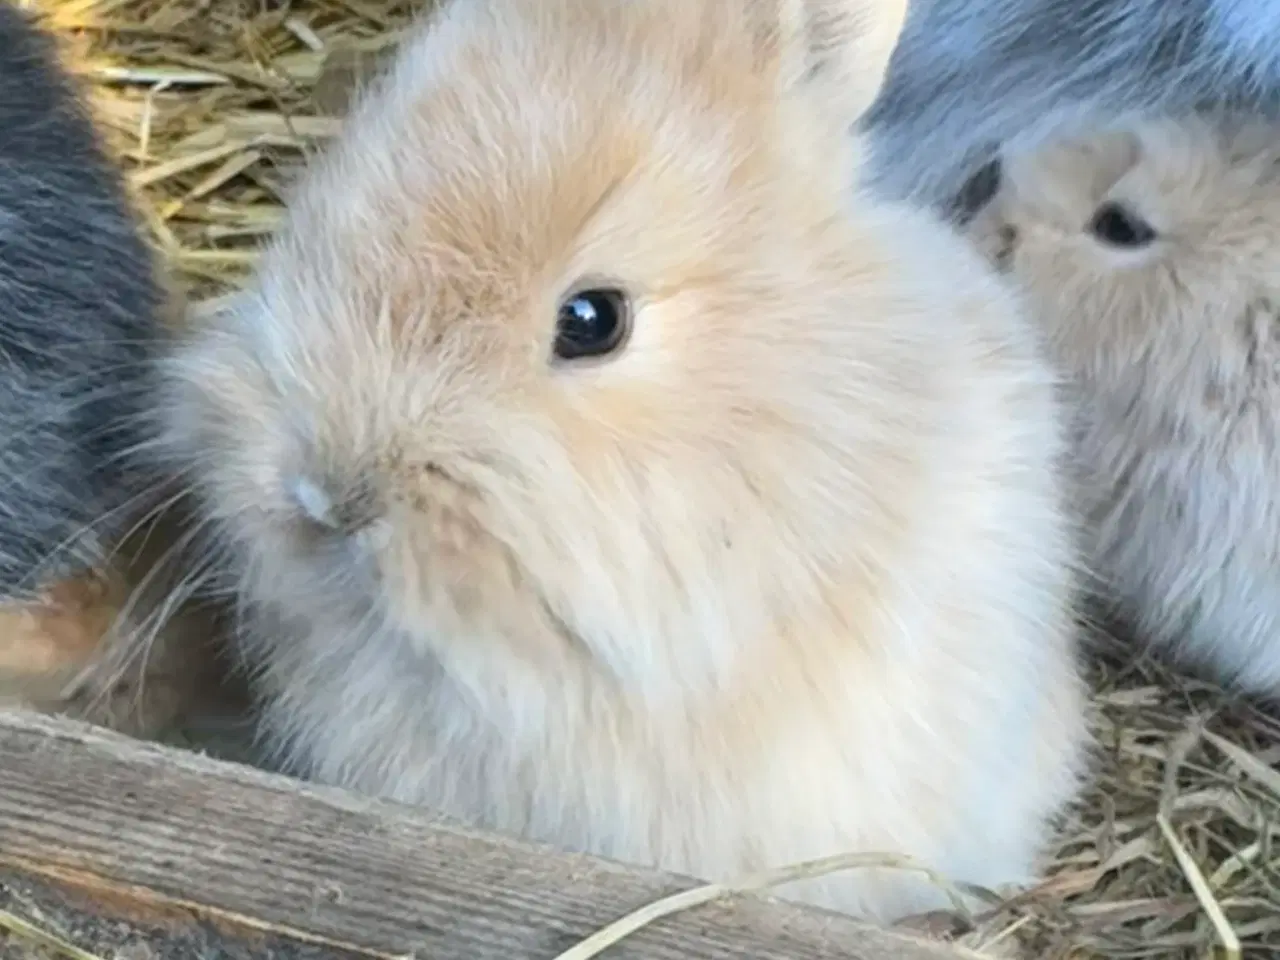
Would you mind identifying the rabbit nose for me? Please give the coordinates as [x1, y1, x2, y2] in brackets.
[289, 474, 379, 535]
[291, 476, 339, 529]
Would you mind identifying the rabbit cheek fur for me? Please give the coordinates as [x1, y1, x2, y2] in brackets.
[0, 4, 162, 596]
[968, 115, 1280, 700]
[160, 0, 1089, 923]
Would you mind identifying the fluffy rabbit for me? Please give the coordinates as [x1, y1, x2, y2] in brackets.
[0, 7, 231, 743]
[966, 114, 1280, 701]
[862, 0, 1280, 216]
[0, 3, 163, 597]
[158, 0, 1089, 923]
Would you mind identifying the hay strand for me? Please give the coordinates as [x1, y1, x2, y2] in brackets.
[0, 907, 106, 960]
[550, 852, 984, 960]
[1155, 814, 1241, 960]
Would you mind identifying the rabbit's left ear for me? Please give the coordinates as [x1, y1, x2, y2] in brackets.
[773, 0, 910, 126]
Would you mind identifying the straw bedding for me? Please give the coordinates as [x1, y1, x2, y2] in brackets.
[5, 0, 1278, 956]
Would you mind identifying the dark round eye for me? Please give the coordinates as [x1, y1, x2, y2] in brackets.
[952, 157, 1002, 224]
[1088, 202, 1157, 248]
[554, 288, 631, 361]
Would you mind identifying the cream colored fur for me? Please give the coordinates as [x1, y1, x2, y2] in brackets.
[970, 114, 1280, 701]
[160, 0, 1089, 924]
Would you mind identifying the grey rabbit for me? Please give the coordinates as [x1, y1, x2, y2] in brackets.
[0, 4, 163, 597]
[863, 0, 1280, 215]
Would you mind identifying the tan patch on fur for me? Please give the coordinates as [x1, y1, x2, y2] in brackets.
[0, 571, 120, 691]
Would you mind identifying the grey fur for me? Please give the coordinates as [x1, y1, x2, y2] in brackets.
[0, 5, 162, 597]
[862, 0, 1280, 213]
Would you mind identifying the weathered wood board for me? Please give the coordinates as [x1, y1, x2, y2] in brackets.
[0, 709, 977, 959]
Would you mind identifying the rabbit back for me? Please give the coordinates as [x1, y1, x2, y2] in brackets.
[0, 5, 162, 597]
[863, 0, 1280, 214]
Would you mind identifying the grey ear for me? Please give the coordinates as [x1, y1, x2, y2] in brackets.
[776, 0, 910, 125]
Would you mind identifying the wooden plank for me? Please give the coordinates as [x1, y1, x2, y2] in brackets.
[0, 709, 972, 960]
[1, 869, 343, 960]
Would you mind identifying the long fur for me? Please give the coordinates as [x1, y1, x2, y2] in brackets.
[863, 0, 1280, 212]
[967, 114, 1280, 701]
[0, 4, 162, 597]
[159, 0, 1089, 925]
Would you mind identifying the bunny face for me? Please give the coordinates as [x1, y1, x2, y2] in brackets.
[975, 116, 1280, 415]
[158, 1, 1089, 916]
[162, 0, 922, 711]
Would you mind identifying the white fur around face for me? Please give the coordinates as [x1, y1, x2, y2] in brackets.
[162, 0, 1090, 925]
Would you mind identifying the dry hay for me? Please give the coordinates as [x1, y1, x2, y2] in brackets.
[1, 0, 1276, 957]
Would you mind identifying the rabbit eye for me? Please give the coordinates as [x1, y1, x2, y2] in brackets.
[1088, 202, 1157, 248]
[952, 157, 1002, 224]
[554, 288, 631, 361]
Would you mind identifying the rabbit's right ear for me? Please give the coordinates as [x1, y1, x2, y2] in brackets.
[771, 0, 910, 126]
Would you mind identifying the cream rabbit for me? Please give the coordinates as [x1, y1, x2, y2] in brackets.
[158, 0, 1089, 923]
[968, 114, 1280, 701]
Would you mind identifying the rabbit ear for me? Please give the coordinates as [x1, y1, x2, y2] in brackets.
[1001, 127, 1142, 210]
[774, 0, 910, 125]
